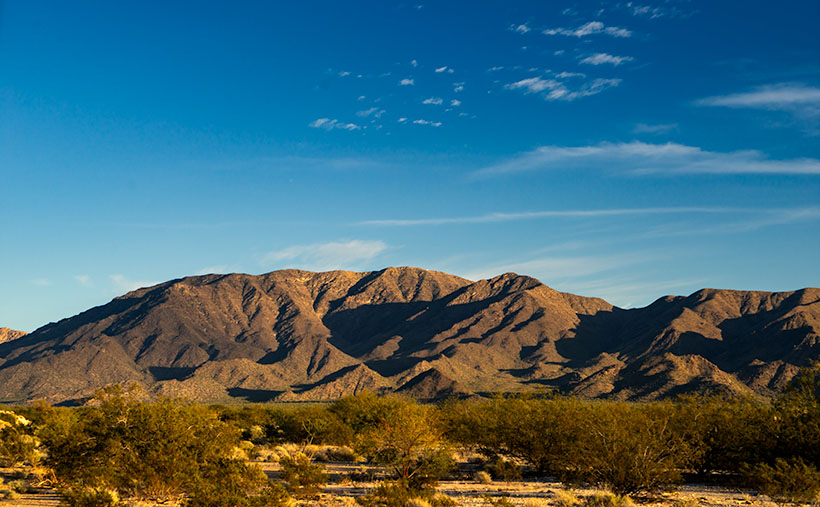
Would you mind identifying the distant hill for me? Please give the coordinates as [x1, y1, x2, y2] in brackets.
[0, 327, 26, 344]
[0, 267, 817, 404]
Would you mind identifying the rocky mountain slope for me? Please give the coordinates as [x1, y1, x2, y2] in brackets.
[0, 267, 817, 404]
[0, 327, 26, 344]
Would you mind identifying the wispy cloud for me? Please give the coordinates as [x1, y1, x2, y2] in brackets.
[510, 23, 531, 33]
[412, 119, 442, 127]
[74, 275, 92, 287]
[461, 252, 647, 285]
[566, 276, 707, 308]
[31, 278, 51, 287]
[450, 99, 461, 107]
[435, 66, 454, 73]
[410, 59, 418, 67]
[506, 77, 621, 101]
[453, 82, 465, 92]
[627, 3, 693, 20]
[543, 21, 632, 38]
[399, 78, 415, 86]
[356, 206, 758, 227]
[633, 123, 678, 134]
[195, 266, 229, 275]
[356, 107, 385, 118]
[261, 240, 388, 271]
[309, 118, 361, 131]
[422, 97, 443, 105]
[476, 141, 820, 176]
[579, 53, 634, 66]
[696, 83, 820, 118]
[110, 274, 159, 293]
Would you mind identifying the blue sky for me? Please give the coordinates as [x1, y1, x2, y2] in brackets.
[2, 1, 819, 331]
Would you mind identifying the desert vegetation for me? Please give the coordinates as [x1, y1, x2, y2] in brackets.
[0, 363, 817, 506]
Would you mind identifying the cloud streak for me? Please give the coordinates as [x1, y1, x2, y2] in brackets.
[309, 118, 361, 131]
[697, 83, 820, 118]
[543, 21, 631, 38]
[356, 206, 764, 227]
[506, 77, 621, 101]
[476, 141, 820, 176]
[110, 274, 159, 293]
[580, 53, 634, 66]
[262, 240, 388, 271]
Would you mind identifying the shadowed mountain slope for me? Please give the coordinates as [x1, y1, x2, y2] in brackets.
[0, 268, 816, 403]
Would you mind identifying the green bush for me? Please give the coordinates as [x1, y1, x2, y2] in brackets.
[279, 452, 327, 497]
[37, 384, 290, 506]
[0, 409, 40, 466]
[745, 457, 820, 506]
[581, 492, 633, 507]
[60, 486, 120, 507]
[559, 402, 696, 496]
[356, 480, 417, 507]
[483, 455, 521, 482]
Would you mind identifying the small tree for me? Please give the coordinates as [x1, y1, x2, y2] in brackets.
[355, 398, 452, 492]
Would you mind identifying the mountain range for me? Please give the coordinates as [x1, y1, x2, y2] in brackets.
[0, 267, 817, 404]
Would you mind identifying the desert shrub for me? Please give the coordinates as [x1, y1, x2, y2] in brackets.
[430, 493, 459, 507]
[553, 490, 581, 507]
[407, 498, 432, 507]
[0, 409, 40, 466]
[37, 384, 290, 506]
[186, 458, 291, 507]
[314, 445, 358, 462]
[279, 451, 328, 497]
[473, 471, 492, 484]
[520, 498, 551, 507]
[356, 480, 417, 507]
[442, 394, 585, 474]
[356, 398, 453, 491]
[745, 457, 820, 506]
[559, 402, 696, 496]
[332, 392, 411, 434]
[581, 492, 633, 507]
[60, 486, 120, 507]
[482, 495, 516, 507]
[483, 455, 521, 482]
[8, 479, 33, 493]
[772, 362, 820, 469]
[674, 394, 774, 475]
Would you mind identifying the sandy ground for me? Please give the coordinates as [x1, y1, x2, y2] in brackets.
[0, 462, 784, 506]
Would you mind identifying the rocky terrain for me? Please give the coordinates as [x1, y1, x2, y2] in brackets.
[0, 327, 26, 344]
[0, 267, 817, 404]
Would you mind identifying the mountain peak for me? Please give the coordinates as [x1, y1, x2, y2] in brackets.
[0, 268, 816, 404]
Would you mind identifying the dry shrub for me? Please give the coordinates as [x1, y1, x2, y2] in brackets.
[581, 492, 633, 507]
[746, 457, 820, 506]
[473, 471, 492, 484]
[60, 486, 120, 507]
[407, 498, 432, 507]
[553, 490, 581, 507]
[520, 497, 551, 507]
[38, 384, 291, 507]
[670, 499, 699, 507]
[279, 452, 328, 497]
[430, 493, 458, 507]
[314, 445, 359, 462]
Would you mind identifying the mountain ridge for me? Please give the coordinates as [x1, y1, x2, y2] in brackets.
[1, 267, 817, 404]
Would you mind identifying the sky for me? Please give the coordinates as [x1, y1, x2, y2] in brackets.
[1, 1, 819, 332]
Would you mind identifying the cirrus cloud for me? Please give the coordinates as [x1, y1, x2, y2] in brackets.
[261, 240, 389, 271]
[476, 141, 820, 176]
